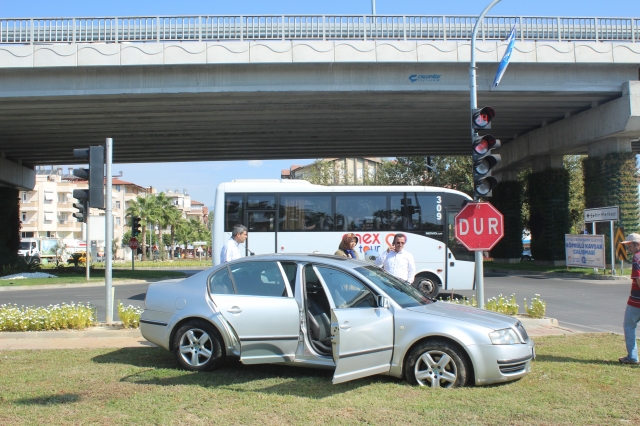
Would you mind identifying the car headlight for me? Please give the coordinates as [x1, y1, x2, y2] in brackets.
[489, 328, 520, 345]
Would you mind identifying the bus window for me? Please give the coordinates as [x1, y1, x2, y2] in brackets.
[279, 195, 333, 231]
[247, 194, 276, 210]
[224, 194, 244, 232]
[335, 194, 386, 232]
[389, 194, 420, 231]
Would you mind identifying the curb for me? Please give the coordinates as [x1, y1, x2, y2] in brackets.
[0, 326, 142, 339]
[487, 269, 629, 281]
[517, 317, 558, 327]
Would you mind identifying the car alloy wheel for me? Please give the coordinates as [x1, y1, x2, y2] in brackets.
[406, 340, 468, 388]
[173, 321, 224, 372]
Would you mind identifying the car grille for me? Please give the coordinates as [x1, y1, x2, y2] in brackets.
[499, 362, 528, 374]
[516, 322, 529, 342]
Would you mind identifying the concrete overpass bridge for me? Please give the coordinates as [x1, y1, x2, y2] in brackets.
[0, 14, 639, 190]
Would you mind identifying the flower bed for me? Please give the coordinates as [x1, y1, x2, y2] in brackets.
[0, 302, 95, 332]
[443, 293, 547, 319]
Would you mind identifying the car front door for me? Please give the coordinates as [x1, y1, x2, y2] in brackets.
[209, 261, 299, 364]
[314, 266, 394, 384]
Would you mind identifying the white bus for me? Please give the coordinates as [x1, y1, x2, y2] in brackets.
[212, 179, 475, 297]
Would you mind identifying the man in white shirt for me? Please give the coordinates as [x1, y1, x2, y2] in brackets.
[220, 224, 248, 263]
[376, 233, 416, 283]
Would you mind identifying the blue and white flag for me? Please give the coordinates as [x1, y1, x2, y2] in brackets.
[492, 24, 517, 88]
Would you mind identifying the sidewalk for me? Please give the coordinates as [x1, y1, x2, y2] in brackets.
[0, 322, 579, 351]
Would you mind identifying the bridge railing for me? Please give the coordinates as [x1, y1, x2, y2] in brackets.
[0, 15, 638, 44]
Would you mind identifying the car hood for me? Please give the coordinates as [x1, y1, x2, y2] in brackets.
[406, 301, 518, 330]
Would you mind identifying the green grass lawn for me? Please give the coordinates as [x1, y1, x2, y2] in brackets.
[0, 334, 638, 425]
[0, 269, 186, 287]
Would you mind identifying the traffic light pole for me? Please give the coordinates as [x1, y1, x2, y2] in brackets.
[85, 219, 90, 280]
[470, 0, 502, 309]
[105, 138, 114, 325]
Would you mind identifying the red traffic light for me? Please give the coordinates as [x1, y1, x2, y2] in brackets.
[472, 135, 500, 156]
[472, 107, 496, 130]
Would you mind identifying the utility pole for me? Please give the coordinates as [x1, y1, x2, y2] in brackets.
[470, 0, 502, 309]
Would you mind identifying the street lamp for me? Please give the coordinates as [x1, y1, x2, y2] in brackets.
[470, 0, 503, 310]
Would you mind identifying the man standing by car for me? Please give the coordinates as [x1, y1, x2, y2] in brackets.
[619, 233, 640, 365]
[220, 224, 248, 263]
[376, 233, 416, 283]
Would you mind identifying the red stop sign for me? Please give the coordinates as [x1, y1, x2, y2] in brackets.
[454, 202, 504, 251]
[129, 238, 139, 249]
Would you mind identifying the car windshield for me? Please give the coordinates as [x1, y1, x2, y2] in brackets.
[355, 266, 433, 308]
[19, 242, 30, 250]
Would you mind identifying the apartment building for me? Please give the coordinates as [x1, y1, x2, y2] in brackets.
[164, 189, 208, 224]
[281, 158, 382, 184]
[19, 167, 148, 258]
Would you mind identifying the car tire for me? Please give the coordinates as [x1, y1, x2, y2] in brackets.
[413, 273, 440, 298]
[173, 321, 224, 372]
[405, 340, 469, 388]
[522, 255, 531, 261]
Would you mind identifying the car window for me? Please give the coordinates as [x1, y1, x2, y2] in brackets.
[229, 261, 287, 297]
[279, 261, 297, 296]
[316, 266, 376, 308]
[355, 266, 433, 308]
[208, 267, 234, 294]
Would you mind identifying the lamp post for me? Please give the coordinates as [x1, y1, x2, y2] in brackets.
[371, 0, 376, 15]
[470, 0, 502, 309]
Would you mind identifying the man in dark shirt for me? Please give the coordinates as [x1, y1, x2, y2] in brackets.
[619, 233, 640, 364]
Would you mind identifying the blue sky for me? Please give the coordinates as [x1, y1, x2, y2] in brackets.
[4, 1, 638, 207]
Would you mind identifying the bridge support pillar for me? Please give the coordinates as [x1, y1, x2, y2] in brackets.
[528, 155, 570, 264]
[584, 137, 639, 265]
[0, 157, 35, 191]
[490, 171, 523, 263]
[0, 186, 20, 268]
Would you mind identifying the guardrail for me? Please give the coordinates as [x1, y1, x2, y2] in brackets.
[0, 15, 638, 44]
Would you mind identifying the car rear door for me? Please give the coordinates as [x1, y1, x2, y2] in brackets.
[209, 261, 299, 364]
[314, 265, 394, 384]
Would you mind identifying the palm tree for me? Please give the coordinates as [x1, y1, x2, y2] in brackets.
[126, 195, 156, 261]
[164, 205, 183, 259]
[154, 193, 173, 260]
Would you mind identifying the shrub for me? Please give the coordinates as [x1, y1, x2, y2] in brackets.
[525, 294, 547, 318]
[444, 296, 477, 307]
[0, 302, 95, 332]
[485, 293, 519, 315]
[117, 301, 143, 328]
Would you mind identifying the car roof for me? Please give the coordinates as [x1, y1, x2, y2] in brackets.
[223, 253, 371, 269]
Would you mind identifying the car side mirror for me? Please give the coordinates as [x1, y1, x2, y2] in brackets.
[377, 295, 390, 309]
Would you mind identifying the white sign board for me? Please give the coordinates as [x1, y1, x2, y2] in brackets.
[584, 206, 619, 223]
[89, 215, 114, 242]
[565, 234, 606, 268]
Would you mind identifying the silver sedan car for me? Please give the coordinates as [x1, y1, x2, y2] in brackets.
[140, 254, 534, 388]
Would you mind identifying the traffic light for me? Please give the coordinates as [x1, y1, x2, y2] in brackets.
[471, 106, 495, 130]
[72, 192, 88, 223]
[72, 146, 105, 209]
[472, 134, 501, 197]
[132, 217, 141, 237]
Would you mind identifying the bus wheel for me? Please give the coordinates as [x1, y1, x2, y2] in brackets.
[414, 273, 441, 298]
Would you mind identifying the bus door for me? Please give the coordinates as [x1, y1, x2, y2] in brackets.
[245, 210, 277, 255]
[445, 210, 476, 290]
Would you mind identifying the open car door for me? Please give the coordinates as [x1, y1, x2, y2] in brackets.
[330, 308, 394, 384]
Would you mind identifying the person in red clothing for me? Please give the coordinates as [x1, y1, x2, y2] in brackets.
[619, 233, 640, 364]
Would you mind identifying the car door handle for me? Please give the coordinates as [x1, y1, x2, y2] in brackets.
[227, 306, 242, 314]
[339, 322, 351, 330]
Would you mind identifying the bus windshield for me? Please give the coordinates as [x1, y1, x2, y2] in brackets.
[355, 266, 433, 308]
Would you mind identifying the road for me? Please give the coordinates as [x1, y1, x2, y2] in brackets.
[0, 272, 631, 334]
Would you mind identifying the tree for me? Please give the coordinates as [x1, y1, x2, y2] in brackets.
[125, 195, 156, 261]
[565, 155, 586, 234]
[164, 205, 183, 259]
[153, 193, 173, 260]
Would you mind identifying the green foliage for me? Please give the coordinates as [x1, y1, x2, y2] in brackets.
[490, 180, 524, 259]
[117, 301, 143, 328]
[485, 293, 520, 315]
[565, 155, 587, 234]
[583, 152, 639, 263]
[0, 187, 20, 269]
[524, 294, 546, 319]
[0, 302, 95, 331]
[528, 169, 571, 261]
[377, 156, 474, 196]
